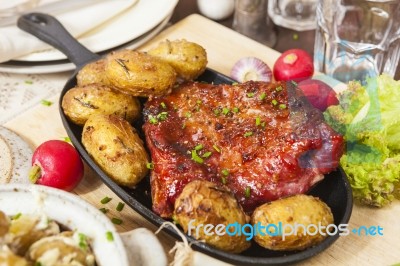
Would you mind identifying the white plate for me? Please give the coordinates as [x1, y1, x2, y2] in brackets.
[0, 12, 172, 74]
[14, 0, 178, 62]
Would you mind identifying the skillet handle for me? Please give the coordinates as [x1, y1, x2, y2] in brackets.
[17, 12, 100, 68]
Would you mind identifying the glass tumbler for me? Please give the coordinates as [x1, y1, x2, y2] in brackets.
[268, 0, 318, 31]
[314, 0, 400, 83]
[233, 0, 277, 47]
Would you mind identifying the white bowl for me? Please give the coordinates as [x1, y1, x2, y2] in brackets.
[0, 183, 129, 266]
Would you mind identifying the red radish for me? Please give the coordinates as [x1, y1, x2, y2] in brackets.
[29, 140, 84, 191]
[230, 57, 272, 82]
[273, 49, 314, 82]
[297, 79, 339, 111]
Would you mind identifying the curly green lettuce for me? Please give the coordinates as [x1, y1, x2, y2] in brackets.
[324, 74, 400, 207]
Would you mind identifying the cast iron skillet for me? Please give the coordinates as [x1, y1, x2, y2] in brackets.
[18, 13, 353, 266]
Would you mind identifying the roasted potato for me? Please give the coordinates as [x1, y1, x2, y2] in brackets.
[76, 58, 110, 86]
[105, 50, 177, 97]
[0, 246, 30, 266]
[174, 180, 251, 253]
[148, 39, 208, 80]
[62, 84, 141, 126]
[252, 194, 334, 251]
[0, 211, 9, 238]
[82, 114, 149, 187]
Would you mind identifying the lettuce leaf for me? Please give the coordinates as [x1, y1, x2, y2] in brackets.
[324, 74, 400, 207]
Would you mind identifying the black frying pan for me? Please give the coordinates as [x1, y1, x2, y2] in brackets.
[17, 13, 353, 266]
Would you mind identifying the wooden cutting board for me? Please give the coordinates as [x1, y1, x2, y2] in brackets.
[4, 14, 399, 265]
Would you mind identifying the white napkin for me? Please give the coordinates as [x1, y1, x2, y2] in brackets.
[0, 0, 138, 63]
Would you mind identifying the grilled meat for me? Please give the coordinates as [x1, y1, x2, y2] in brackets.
[143, 81, 344, 218]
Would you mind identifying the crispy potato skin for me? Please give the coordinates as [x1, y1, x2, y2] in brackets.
[252, 194, 334, 251]
[105, 50, 177, 97]
[62, 84, 141, 126]
[148, 39, 208, 80]
[174, 180, 251, 253]
[82, 114, 149, 187]
[76, 59, 110, 86]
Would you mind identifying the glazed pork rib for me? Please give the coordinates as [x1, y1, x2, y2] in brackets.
[143, 81, 344, 218]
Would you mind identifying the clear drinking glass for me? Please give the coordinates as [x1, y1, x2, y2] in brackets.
[233, 0, 277, 47]
[268, 0, 318, 31]
[314, 0, 400, 83]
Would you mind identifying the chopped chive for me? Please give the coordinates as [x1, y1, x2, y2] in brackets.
[146, 162, 154, 170]
[160, 102, 167, 109]
[25, 80, 33, 84]
[157, 111, 168, 121]
[232, 107, 239, 113]
[106, 231, 114, 242]
[279, 104, 287, 109]
[261, 121, 266, 128]
[191, 150, 204, 164]
[247, 92, 255, 98]
[202, 151, 212, 158]
[172, 214, 179, 224]
[245, 186, 251, 198]
[78, 233, 88, 250]
[244, 131, 253, 137]
[116, 202, 125, 212]
[185, 112, 192, 118]
[232, 82, 239, 86]
[255, 117, 261, 126]
[196, 100, 202, 105]
[99, 208, 109, 214]
[182, 122, 186, 129]
[271, 99, 278, 106]
[41, 100, 52, 106]
[291, 80, 297, 86]
[148, 115, 158, 124]
[35, 262, 43, 266]
[222, 107, 230, 115]
[101, 197, 112, 204]
[275, 86, 283, 92]
[12, 213, 22, 220]
[293, 33, 299, 40]
[111, 218, 123, 225]
[213, 144, 221, 153]
[63, 137, 71, 143]
[221, 169, 230, 176]
[221, 176, 227, 185]
[259, 92, 266, 100]
[195, 144, 203, 151]
[214, 109, 220, 116]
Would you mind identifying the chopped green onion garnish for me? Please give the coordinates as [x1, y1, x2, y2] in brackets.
[63, 137, 71, 143]
[202, 151, 212, 158]
[232, 82, 239, 86]
[255, 117, 261, 126]
[259, 92, 266, 100]
[41, 100, 52, 106]
[279, 104, 287, 109]
[78, 233, 88, 250]
[146, 162, 154, 169]
[99, 208, 109, 214]
[245, 186, 251, 198]
[271, 99, 278, 106]
[35, 262, 43, 266]
[247, 92, 255, 98]
[293, 33, 299, 41]
[244, 131, 253, 137]
[148, 115, 158, 124]
[275, 86, 283, 92]
[172, 214, 179, 224]
[195, 144, 203, 151]
[106, 231, 114, 242]
[101, 197, 112, 204]
[221, 176, 227, 185]
[191, 150, 204, 164]
[182, 122, 186, 129]
[232, 107, 239, 113]
[213, 144, 221, 153]
[196, 100, 202, 105]
[214, 109, 220, 116]
[111, 218, 123, 225]
[291, 80, 297, 86]
[116, 202, 125, 212]
[160, 102, 167, 109]
[221, 169, 229, 176]
[25, 80, 33, 84]
[222, 107, 230, 115]
[185, 112, 192, 118]
[12, 213, 22, 220]
[157, 111, 168, 121]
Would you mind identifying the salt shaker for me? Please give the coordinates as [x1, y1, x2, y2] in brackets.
[232, 0, 277, 47]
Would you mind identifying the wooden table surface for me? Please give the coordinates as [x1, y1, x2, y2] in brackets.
[4, 14, 400, 266]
